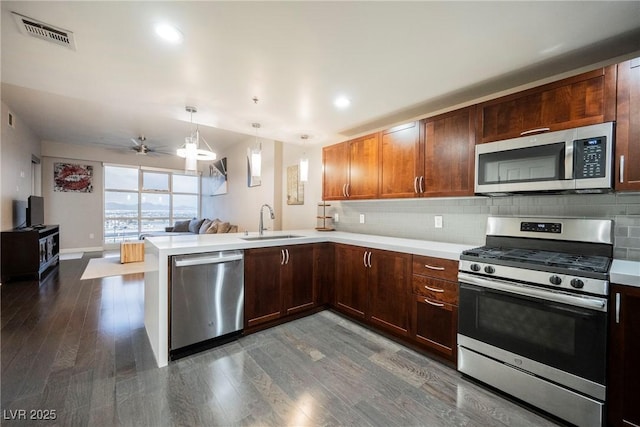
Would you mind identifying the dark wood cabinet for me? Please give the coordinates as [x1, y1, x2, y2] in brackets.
[1, 225, 60, 282]
[422, 106, 476, 197]
[334, 244, 410, 336]
[314, 243, 335, 307]
[608, 284, 640, 427]
[334, 244, 368, 318]
[322, 141, 350, 200]
[410, 254, 459, 362]
[244, 247, 283, 328]
[615, 58, 640, 191]
[379, 122, 421, 199]
[368, 249, 411, 337]
[477, 66, 617, 144]
[322, 133, 379, 200]
[244, 244, 315, 329]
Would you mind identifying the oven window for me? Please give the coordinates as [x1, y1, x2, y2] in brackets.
[459, 283, 607, 384]
[478, 142, 565, 185]
[479, 296, 575, 356]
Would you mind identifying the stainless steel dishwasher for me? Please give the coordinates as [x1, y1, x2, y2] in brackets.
[170, 250, 244, 358]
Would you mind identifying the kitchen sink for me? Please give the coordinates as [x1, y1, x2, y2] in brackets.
[241, 234, 303, 241]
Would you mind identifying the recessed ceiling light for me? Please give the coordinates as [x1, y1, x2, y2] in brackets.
[155, 23, 183, 44]
[334, 96, 351, 109]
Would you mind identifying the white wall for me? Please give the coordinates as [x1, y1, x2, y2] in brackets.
[41, 140, 186, 251]
[280, 142, 323, 230]
[202, 137, 281, 233]
[0, 102, 41, 230]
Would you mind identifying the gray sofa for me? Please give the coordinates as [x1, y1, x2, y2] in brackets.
[139, 218, 238, 239]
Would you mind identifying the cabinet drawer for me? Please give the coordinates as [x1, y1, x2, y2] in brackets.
[412, 276, 458, 304]
[412, 255, 458, 281]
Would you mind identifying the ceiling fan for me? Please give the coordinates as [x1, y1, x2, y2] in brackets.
[130, 135, 169, 155]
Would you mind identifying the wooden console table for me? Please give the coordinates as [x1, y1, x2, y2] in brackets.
[1, 225, 60, 282]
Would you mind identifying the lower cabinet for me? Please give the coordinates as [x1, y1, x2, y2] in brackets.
[334, 244, 411, 337]
[244, 244, 315, 329]
[410, 255, 460, 362]
[608, 284, 640, 427]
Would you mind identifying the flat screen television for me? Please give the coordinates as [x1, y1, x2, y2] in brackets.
[27, 195, 45, 227]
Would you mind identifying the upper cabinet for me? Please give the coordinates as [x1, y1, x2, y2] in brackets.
[379, 110, 475, 199]
[322, 133, 379, 200]
[422, 106, 476, 197]
[379, 122, 421, 199]
[477, 66, 617, 144]
[615, 58, 640, 191]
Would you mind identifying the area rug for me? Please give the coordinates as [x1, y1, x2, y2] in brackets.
[80, 257, 149, 280]
[59, 252, 84, 260]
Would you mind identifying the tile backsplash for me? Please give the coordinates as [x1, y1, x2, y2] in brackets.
[330, 193, 640, 261]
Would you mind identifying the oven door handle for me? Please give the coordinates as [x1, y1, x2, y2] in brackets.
[459, 273, 608, 312]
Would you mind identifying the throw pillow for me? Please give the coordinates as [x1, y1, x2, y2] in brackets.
[172, 220, 190, 232]
[188, 218, 206, 234]
[199, 219, 212, 234]
[216, 222, 231, 233]
[205, 219, 222, 234]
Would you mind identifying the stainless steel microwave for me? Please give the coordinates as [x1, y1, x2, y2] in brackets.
[475, 122, 614, 195]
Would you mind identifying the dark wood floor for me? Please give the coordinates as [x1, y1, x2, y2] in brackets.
[1, 253, 562, 426]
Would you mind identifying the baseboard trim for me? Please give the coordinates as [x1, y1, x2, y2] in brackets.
[60, 246, 103, 254]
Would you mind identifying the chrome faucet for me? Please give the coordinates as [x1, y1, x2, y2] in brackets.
[258, 204, 275, 236]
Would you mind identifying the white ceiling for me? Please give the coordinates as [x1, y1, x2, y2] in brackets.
[2, 1, 640, 155]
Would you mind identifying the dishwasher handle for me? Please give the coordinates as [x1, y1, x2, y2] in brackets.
[174, 253, 243, 267]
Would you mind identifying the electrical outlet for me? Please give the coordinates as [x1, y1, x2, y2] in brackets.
[334, 213, 339, 222]
[89, 233, 95, 239]
[359, 214, 365, 224]
[434, 215, 443, 229]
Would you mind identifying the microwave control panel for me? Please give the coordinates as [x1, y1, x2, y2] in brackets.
[574, 136, 606, 179]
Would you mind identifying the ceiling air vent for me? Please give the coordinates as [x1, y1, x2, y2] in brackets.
[12, 12, 76, 51]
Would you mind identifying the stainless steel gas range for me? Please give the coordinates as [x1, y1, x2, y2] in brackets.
[457, 216, 613, 427]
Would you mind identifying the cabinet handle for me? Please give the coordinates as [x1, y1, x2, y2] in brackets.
[424, 264, 445, 271]
[285, 249, 290, 265]
[424, 298, 444, 307]
[342, 184, 347, 198]
[363, 251, 368, 268]
[620, 155, 625, 184]
[414, 177, 419, 194]
[419, 176, 424, 193]
[346, 183, 350, 198]
[615, 292, 621, 324]
[424, 285, 444, 293]
[367, 251, 372, 268]
[281, 249, 285, 265]
[520, 127, 550, 136]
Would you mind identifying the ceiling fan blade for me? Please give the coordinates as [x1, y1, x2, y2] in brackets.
[131, 137, 141, 146]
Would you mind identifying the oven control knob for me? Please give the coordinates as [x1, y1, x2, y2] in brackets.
[470, 264, 481, 272]
[484, 266, 495, 274]
[549, 275, 562, 285]
[570, 278, 585, 289]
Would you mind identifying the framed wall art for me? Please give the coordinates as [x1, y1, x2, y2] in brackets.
[54, 163, 93, 193]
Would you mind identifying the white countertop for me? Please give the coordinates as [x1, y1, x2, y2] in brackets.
[611, 259, 640, 288]
[145, 229, 475, 261]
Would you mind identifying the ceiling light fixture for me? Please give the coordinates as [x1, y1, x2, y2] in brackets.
[299, 135, 310, 182]
[250, 123, 262, 178]
[155, 23, 183, 44]
[177, 106, 216, 174]
[334, 95, 351, 109]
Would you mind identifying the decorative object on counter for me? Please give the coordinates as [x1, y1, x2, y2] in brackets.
[287, 164, 304, 205]
[248, 122, 262, 186]
[316, 202, 334, 231]
[176, 106, 216, 174]
[120, 241, 144, 263]
[54, 162, 93, 192]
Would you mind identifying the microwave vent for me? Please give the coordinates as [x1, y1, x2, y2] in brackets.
[12, 12, 76, 51]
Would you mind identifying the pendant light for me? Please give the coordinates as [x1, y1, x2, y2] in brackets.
[176, 106, 216, 174]
[250, 123, 262, 178]
[299, 134, 309, 182]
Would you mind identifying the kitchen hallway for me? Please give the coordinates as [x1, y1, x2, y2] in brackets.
[1, 255, 561, 426]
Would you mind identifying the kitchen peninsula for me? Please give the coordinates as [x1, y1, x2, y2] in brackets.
[143, 230, 473, 367]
